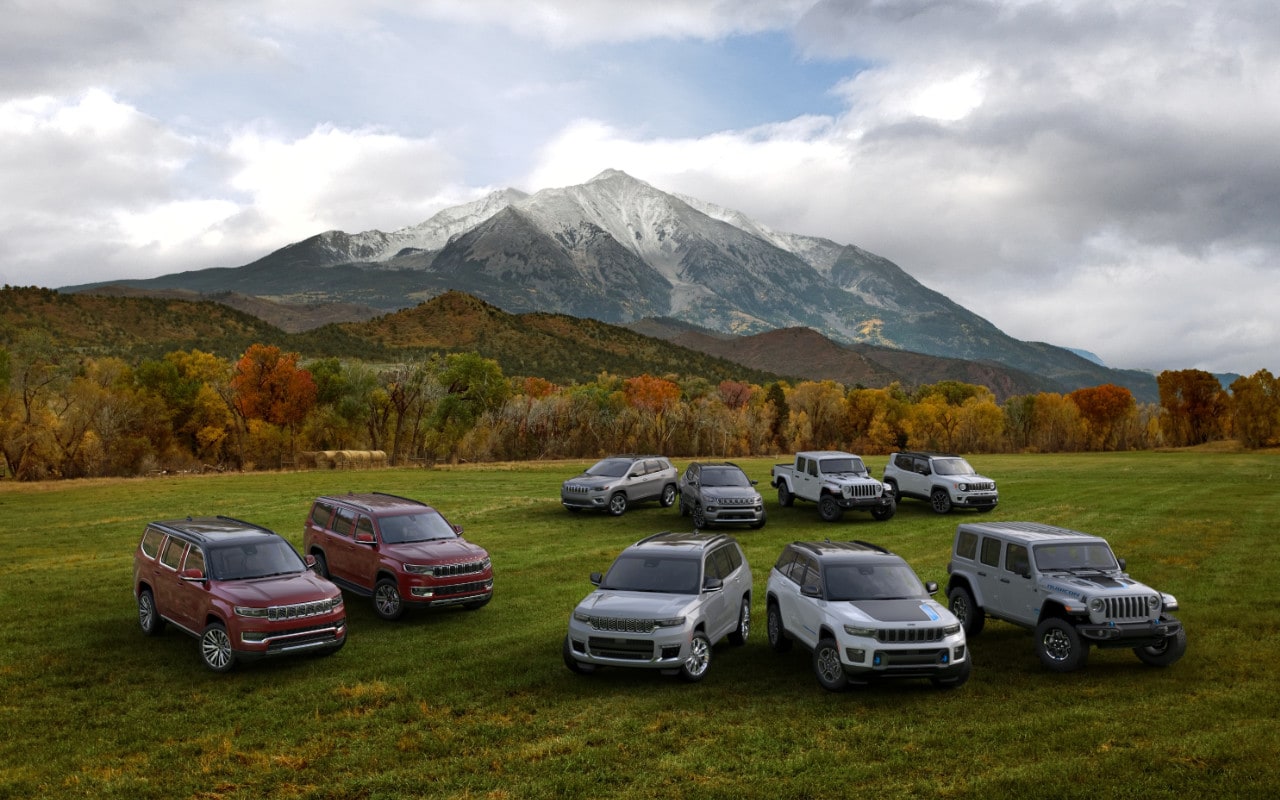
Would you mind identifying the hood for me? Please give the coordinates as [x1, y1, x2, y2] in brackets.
[217, 571, 340, 607]
[1045, 572, 1148, 593]
[836, 598, 957, 625]
[576, 590, 698, 619]
[700, 487, 762, 502]
[564, 474, 616, 489]
[382, 538, 487, 564]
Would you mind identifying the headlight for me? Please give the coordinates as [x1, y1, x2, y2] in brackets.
[234, 605, 268, 618]
[943, 623, 961, 636]
[1088, 597, 1105, 613]
[1147, 594, 1161, 609]
[655, 617, 687, 628]
[573, 610, 591, 623]
[843, 624, 876, 637]
[328, 594, 343, 611]
[404, 564, 433, 575]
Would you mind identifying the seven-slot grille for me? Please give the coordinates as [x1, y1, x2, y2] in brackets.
[583, 615, 657, 634]
[432, 559, 488, 578]
[966, 481, 996, 491]
[842, 484, 880, 498]
[1102, 595, 1153, 620]
[877, 627, 947, 644]
[266, 598, 338, 621]
[564, 484, 591, 494]
[713, 497, 759, 506]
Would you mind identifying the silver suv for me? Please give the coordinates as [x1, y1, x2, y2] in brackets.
[766, 540, 969, 691]
[561, 455, 678, 516]
[678, 462, 766, 529]
[945, 521, 1186, 672]
[883, 451, 998, 514]
[563, 531, 752, 682]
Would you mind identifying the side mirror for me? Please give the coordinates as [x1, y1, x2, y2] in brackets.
[801, 584, 822, 598]
[453, 524, 464, 535]
[925, 580, 939, 595]
[750, 479, 758, 486]
[1118, 558, 1127, 571]
[703, 577, 724, 593]
[354, 531, 376, 545]
[589, 571, 603, 586]
[180, 568, 206, 582]
[304, 554, 317, 570]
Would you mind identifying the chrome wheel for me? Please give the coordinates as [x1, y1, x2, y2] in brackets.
[374, 579, 405, 620]
[729, 597, 750, 645]
[200, 623, 235, 672]
[137, 589, 164, 635]
[608, 493, 628, 516]
[680, 633, 711, 682]
[813, 638, 848, 691]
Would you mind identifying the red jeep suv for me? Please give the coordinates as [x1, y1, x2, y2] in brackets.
[133, 516, 347, 672]
[303, 493, 494, 620]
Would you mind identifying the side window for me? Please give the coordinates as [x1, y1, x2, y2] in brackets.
[955, 531, 978, 560]
[773, 549, 797, 579]
[709, 547, 734, 579]
[806, 459, 818, 477]
[684, 465, 696, 481]
[310, 502, 334, 529]
[724, 544, 743, 573]
[355, 515, 376, 542]
[139, 527, 165, 559]
[979, 537, 1002, 567]
[646, 459, 661, 475]
[916, 457, 929, 474]
[332, 508, 356, 537]
[184, 547, 206, 576]
[1005, 544, 1029, 576]
[799, 558, 822, 591]
[159, 537, 186, 571]
[893, 454, 909, 469]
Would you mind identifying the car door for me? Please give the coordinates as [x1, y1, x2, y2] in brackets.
[796, 457, 819, 501]
[326, 507, 365, 585]
[702, 546, 734, 640]
[899, 454, 927, 498]
[170, 545, 210, 629]
[973, 535, 1004, 610]
[999, 543, 1040, 626]
[154, 536, 195, 630]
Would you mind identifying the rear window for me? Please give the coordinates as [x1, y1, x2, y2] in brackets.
[979, 537, 1002, 567]
[310, 502, 334, 529]
[955, 531, 978, 560]
[159, 537, 186, 570]
[139, 527, 165, 559]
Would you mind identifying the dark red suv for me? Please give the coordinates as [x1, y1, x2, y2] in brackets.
[133, 516, 347, 672]
[303, 493, 494, 620]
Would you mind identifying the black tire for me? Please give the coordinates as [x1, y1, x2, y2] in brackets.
[777, 483, 793, 507]
[373, 577, 405, 621]
[818, 494, 844, 522]
[812, 637, 849, 692]
[766, 601, 792, 652]
[199, 622, 236, 673]
[692, 503, 707, 529]
[728, 596, 750, 646]
[679, 632, 712, 682]
[1134, 627, 1187, 667]
[562, 636, 595, 675]
[871, 501, 895, 521]
[931, 657, 971, 689]
[137, 588, 165, 636]
[312, 551, 330, 579]
[607, 492, 628, 516]
[930, 488, 953, 514]
[885, 478, 901, 503]
[1035, 617, 1089, 672]
[659, 484, 677, 508]
[948, 585, 985, 637]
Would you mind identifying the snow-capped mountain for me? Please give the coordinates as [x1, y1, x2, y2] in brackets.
[63, 169, 1157, 398]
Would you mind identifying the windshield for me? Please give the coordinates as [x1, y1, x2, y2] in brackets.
[1034, 543, 1119, 572]
[586, 458, 632, 478]
[379, 510, 459, 544]
[819, 457, 867, 475]
[209, 540, 306, 580]
[601, 555, 701, 594]
[701, 467, 751, 488]
[824, 562, 926, 601]
[932, 458, 976, 476]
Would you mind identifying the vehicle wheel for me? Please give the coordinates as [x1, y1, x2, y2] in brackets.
[751, 512, 766, 530]
[931, 657, 971, 689]
[312, 551, 329, 579]
[812, 637, 849, 692]
[766, 602, 792, 653]
[462, 596, 491, 611]
[679, 632, 712, 682]
[660, 484, 677, 508]
[607, 492, 628, 516]
[374, 578, 405, 621]
[199, 622, 236, 673]
[1134, 627, 1187, 667]
[728, 596, 750, 646]
[563, 636, 595, 675]
[885, 479, 900, 503]
[777, 483, 793, 507]
[818, 495, 844, 522]
[137, 588, 165, 636]
[1035, 618, 1089, 672]
[930, 489, 953, 514]
[692, 503, 707, 529]
[948, 585, 985, 636]
[871, 502, 895, 521]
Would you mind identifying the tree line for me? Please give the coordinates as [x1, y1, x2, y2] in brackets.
[1, 331, 1276, 480]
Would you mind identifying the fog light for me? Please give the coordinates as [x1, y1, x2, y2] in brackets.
[873, 653, 882, 666]
[955, 644, 966, 660]
[410, 587, 434, 598]
[241, 631, 266, 643]
[846, 648, 866, 663]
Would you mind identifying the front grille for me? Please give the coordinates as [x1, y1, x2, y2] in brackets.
[267, 598, 337, 621]
[565, 484, 591, 495]
[877, 627, 947, 644]
[879, 648, 949, 667]
[714, 497, 758, 507]
[588, 637, 654, 660]
[966, 481, 996, 491]
[585, 615, 657, 633]
[843, 484, 880, 499]
[432, 559, 488, 578]
[1103, 595, 1152, 621]
[435, 579, 492, 597]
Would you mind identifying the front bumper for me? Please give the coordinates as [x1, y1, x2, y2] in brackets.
[564, 620, 695, 670]
[1077, 616, 1182, 648]
[406, 576, 494, 607]
[562, 492, 608, 510]
[840, 633, 968, 679]
[235, 617, 347, 660]
[836, 494, 895, 510]
[954, 493, 998, 508]
[703, 505, 765, 525]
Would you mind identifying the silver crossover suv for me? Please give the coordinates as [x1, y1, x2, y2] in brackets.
[561, 455, 678, 516]
[563, 531, 752, 682]
[678, 461, 766, 529]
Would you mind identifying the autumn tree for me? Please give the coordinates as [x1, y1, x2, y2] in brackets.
[1068, 384, 1136, 451]
[1157, 369, 1227, 447]
[232, 344, 317, 466]
[1230, 370, 1280, 448]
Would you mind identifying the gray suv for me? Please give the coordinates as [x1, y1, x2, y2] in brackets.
[883, 451, 998, 514]
[561, 455, 678, 516]
[945, 521, 1186, 672]
[678, 462, 766, 529]
[563, 531, 752, 682]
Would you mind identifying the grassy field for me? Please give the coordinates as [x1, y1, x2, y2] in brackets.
[1, 452, 1277, 799]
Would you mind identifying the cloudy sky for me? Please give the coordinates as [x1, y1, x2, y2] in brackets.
[2, 0, 1276, 376]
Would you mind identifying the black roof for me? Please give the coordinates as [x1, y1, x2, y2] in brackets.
[150, 516, 281, 545]
[631, 531, 736, 551]
[315, 492, 432, 514]
[788, 540, 897, 560]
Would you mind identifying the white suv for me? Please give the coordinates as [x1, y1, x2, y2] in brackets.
[561, 455, 679, 516]
[563, 532, 752, 682]
[766, 540, 969, 691]
[883, 451, 998, 514]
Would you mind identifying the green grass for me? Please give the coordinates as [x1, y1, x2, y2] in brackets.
[1, 452, 1278, 799]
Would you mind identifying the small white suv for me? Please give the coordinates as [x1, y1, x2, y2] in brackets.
[561, 455, 679, 516]
[563, 532, 752, 682]
[766, 540, 969, 691]
[883, 451, 998, 514]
